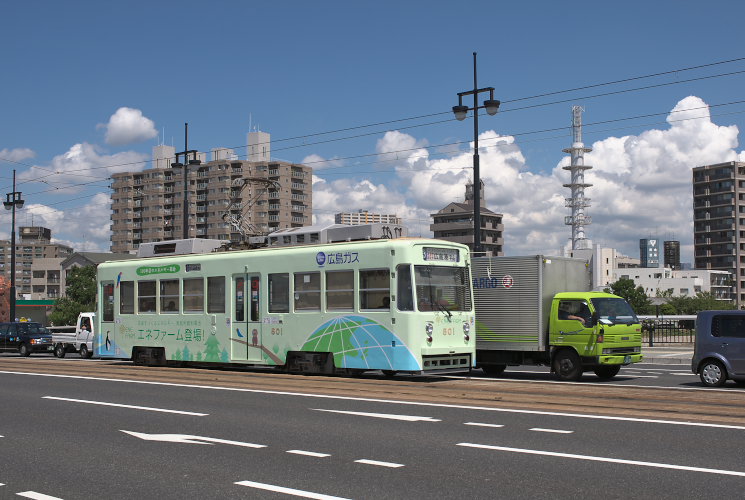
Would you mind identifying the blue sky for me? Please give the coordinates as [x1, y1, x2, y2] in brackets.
[2, 0, 745, 265]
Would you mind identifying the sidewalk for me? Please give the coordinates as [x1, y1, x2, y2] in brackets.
[640, 346, 693, 365]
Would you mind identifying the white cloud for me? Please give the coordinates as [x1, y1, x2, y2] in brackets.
[301, 153, 345, 171]
[0, 147, 35, 162]
[312, 96, 745, 264]
[100, 107, 158, 146]
[18, 142, 148, 194]
[2, 193, 114, 252]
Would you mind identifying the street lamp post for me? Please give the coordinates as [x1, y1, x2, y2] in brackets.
[453, 52, 500, 256]
[4, 170, 24, 321]
[170, 123, 201, 240]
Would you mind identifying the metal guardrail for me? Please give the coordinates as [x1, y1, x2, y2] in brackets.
[637, 315, 696, 346]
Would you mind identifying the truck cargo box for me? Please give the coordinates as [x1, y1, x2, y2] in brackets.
[472, 255, 591, 352]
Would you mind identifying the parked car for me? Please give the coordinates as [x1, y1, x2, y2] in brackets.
[692, 311, 745, 387]
[0, 322, 54, 356]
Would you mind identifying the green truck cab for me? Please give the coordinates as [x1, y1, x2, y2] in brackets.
[549, 291, 643, 380]
[472, 255, 643, 381]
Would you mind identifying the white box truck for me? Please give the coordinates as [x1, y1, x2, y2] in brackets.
[472, 255, 643, 381]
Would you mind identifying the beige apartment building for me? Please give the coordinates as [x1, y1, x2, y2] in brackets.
[0, 226, 73, 300]
[110, 143, 312, 253]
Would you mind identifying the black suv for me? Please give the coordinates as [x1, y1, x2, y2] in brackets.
[0, 322, 54, 356]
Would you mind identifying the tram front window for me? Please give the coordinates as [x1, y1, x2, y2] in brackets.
[414, 266, 471, 312]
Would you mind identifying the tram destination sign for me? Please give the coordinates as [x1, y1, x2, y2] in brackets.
[422, 247, 459, 262]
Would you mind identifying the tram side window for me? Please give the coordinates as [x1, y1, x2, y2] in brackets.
[207, 276, 225, 313]
[102, 282, 115, 322]
[138, 280, 157, 313]
[396, 265, 414, 311]
[183, 278, 204, 313]
[269, 273, 290, 313]
[160, 279, 180, 313]
[120, 281, 134, 314]
[360, 269, 391, 310]
[326, 270, 354, 311]
[294, 272, 321, 311]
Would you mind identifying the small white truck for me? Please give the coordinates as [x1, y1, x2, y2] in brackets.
[50, 312, 96, 359]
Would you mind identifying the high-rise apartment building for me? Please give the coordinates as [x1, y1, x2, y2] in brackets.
[0, 226, 73, 300]
[692, 161, 745, 304]
[110, 133, 312, 253]
[335, 210, 401, 225]
[430, 181, 504, 257]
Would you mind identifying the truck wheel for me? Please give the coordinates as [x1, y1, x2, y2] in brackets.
[700, 360, 727, 387]
[79, 344, 92, 359]
[593, 365, 621, 379]
[55, 344, 67, 358]
[552, 350, 582, 381]
[482, 364, 507, 377]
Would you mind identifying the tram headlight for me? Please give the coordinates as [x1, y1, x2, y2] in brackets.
[425, 322, 433, 343]
[463, 322, 470, 341]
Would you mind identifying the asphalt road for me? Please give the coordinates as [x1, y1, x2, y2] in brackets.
[1, 356, 745, 499]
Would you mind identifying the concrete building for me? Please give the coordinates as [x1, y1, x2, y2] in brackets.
[110, 132, 312, 253]
[0, 226, 73, 300]
[335, 210, 401, 225]
[430, 181, 504, 257]
[692, 161, 745, 305]
[640, 238, 661, 268]
[664, 240, 681, 270]
[615, 267, 731, 301]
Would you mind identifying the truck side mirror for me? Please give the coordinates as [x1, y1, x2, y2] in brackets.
[590, 311, 599, 327]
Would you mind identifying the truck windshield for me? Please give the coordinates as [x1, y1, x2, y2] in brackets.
[414, 265, 472, 312]
[590, 297, 639, 325]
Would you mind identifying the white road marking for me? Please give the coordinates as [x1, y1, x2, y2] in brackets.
[287, 450, 331, 458]
[457, 443, 745, 477]
[355, 459, 405, 468]
[16, 492, 64, 500]
[312, 408, 440, 422]
[464, 422, 504, 428]
[1, 371, 740, 430]
[43, 396, 207, 416]
[121, 430, 265, 448]
[235, 480, 350, 499]
[530, 428, 574, 434]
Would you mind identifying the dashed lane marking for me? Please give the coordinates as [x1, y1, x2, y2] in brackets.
[235, 480, 350, 499]
[43, 396, 207, 416]
[457, 443, 745, 477]
[287, 450, 331, 458]
[16, 492, 64, 500]
[529, 428, 574, 434]
[355, 459, 405, 468]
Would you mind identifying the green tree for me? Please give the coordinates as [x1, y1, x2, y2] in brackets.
[690, 291, 736, 313]
[604, 278, 653, 314]
[48, 266, 97, 326]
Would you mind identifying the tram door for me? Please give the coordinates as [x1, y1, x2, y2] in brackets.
[231, 274, 262, 361]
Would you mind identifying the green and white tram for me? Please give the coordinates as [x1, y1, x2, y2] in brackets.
[95, 238, 475, 375]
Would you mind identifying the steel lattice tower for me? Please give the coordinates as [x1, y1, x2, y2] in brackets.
[563, 106, 593, 250]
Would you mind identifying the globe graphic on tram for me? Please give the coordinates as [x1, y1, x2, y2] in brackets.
[301, 315, 419, 371]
